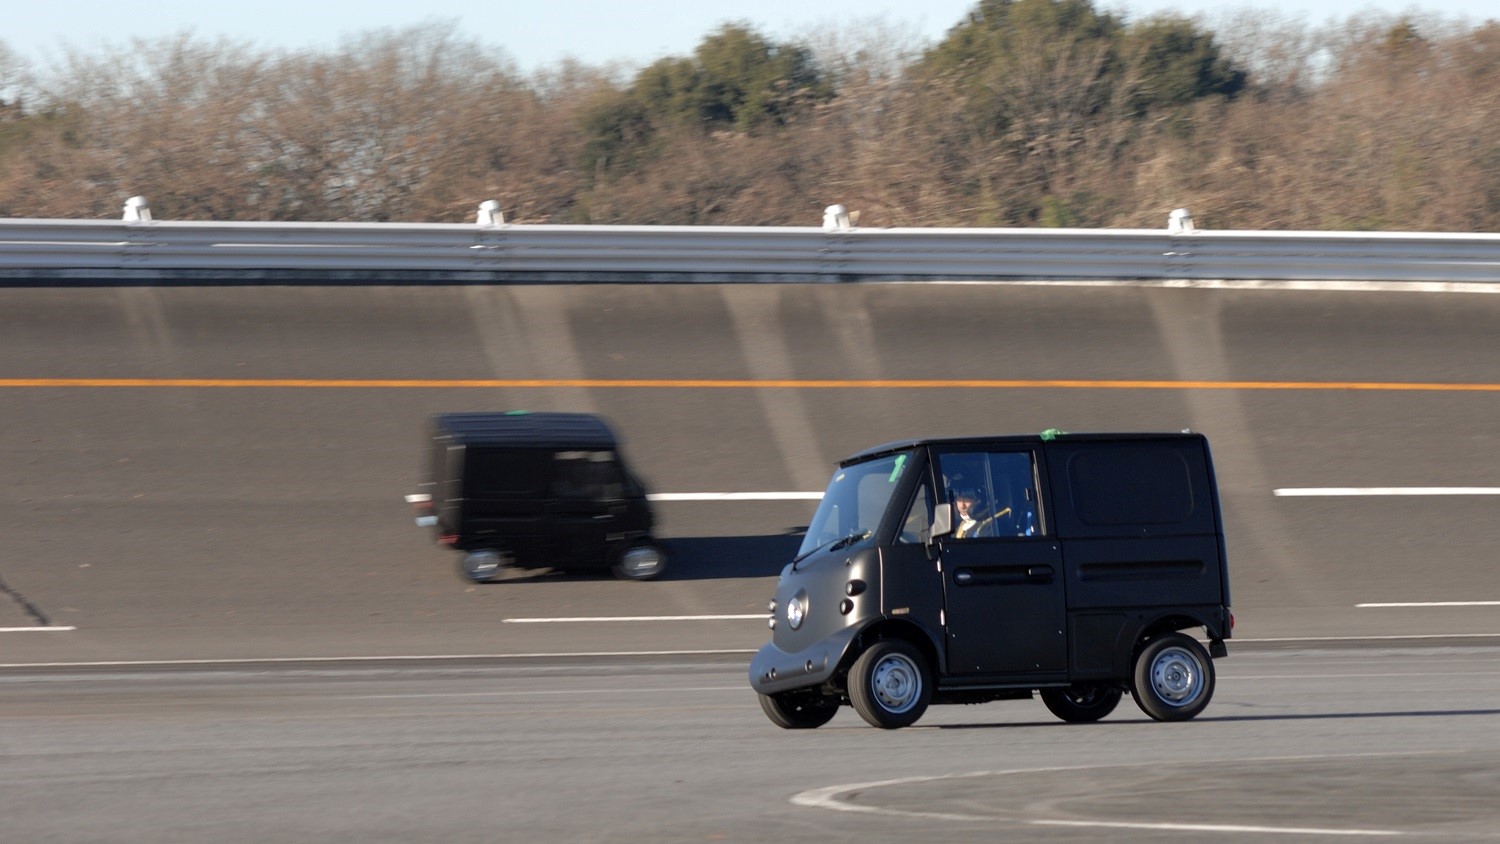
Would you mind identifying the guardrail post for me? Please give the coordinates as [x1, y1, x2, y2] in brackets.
[471, 200, 508, 271]
[475, 200, 504, 226]
[1168, 208, 1194, 234]
[821, 204, 854, 278]
[122, 196, 153, 222]
[1165, 208, 1195, 278]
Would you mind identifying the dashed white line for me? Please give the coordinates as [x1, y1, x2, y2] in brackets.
[1358, 601, 1500, 608]
[503, 615, 764, 623]
[1275, 487, 1500, 496]
[0, 649, 758, 669]
[0, 626, 76, 633]
[646, 492, 822, 501]
[1239, 633, 1500, 642]
[1030, 819, 1400, 836]
[358, 685, 744, 699]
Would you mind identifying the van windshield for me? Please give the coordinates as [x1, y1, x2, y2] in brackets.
[796, 451, 912, 560]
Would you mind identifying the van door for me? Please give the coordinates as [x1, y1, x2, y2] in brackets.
[935, 448, 1067, 677]
[549, 449, 628, 565]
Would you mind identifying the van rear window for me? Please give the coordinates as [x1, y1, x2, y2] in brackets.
[1068, 447, 1194, 526]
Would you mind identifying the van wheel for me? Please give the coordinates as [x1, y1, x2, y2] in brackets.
[1132, 633, 1215, 721]
[848, 640, 931, 729]
[1040, 684, 1123, 723]
[758, 692, 838, 729]
[461, 550, 508, 583]
[612, 542, 666, 581]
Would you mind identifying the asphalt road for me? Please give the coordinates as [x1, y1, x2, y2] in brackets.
[3, 647, 1499, 842]
[0, 280, 1497, 839]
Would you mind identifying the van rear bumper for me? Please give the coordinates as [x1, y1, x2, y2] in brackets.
[748, 626, 862, 696]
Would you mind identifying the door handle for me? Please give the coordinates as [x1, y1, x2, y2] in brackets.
[1026, 565, 1055, 581]
[955, 570, 973, 584]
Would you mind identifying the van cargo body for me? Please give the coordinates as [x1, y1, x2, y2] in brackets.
[750, 431, 1231, 729]
[409, 412, 664, 582]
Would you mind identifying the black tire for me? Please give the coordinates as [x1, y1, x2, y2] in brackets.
[758, 692, 838, 729]
[612, 542, 666, 581]
[1131, 632, 1215, 721]
[1040, 683, 1124, 723]
[848, 640, 931, 729]
[461, 550, 507, 583]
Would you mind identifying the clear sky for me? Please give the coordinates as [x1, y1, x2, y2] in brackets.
[4, 0, 1496, 74]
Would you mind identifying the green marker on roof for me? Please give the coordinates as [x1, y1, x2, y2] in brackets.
[1039, 427, 1068, 441]
[888, 453, 907, 482]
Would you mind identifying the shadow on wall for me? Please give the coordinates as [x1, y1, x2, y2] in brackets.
[452, 533, 805, 584]
[658, 534, 803, 581]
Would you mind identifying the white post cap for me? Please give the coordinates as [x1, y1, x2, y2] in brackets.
[476, 200, 504, 225]
[123, 196, 153, 222]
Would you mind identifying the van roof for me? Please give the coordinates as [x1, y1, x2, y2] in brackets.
[432, 412, 619, 449]
[842, 431, 1205, 465]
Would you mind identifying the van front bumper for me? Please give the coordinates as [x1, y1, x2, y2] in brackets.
[748, 625, 862, 696]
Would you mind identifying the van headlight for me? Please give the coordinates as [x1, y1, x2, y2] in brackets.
[786, 591, 807, 630]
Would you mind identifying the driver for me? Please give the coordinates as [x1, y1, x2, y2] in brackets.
[953, 489, 988, 538]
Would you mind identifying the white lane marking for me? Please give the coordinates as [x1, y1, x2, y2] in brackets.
[916, 279, 1500, 295]
[358, 685, 745, 699]
[1358, 601, 1500, 608]
[1226, 671, 1500, 680]
[647, 492, 822, 501]
[793, 776, 989, 822]
[1031, 819, 1399, 836]
[0, 649, 758, 669]
[793, 759, 1412, 837]
[1238, 633, 1500, 642]
[1275, 487, 1500, 496]
[0, 626, 76, 633]
[5, 633, 1500, 670]
[503, 615, 763, 623]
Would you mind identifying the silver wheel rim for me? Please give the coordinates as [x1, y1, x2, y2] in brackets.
[1150, 646, 1203, 707]
[620, 546, 663, 577]
[870, 653, 922, 714]
[465, 551, 502, 578]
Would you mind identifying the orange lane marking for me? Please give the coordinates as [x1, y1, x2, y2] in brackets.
[1, 378, 1498, 391]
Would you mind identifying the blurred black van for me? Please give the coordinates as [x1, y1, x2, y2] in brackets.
[750, 431, 1231, 729]
[407, 412, 664, 582]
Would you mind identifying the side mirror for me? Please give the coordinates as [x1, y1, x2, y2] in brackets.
[928, 505, 952, 544]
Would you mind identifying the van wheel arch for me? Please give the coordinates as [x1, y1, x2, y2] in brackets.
[846, 621, 944, 680]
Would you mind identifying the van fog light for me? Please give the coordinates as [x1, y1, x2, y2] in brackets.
[787, 592, 807, 630]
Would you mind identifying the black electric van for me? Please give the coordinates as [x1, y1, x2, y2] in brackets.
[749, 430, 1231, 729]
[407, 412, 665, 582]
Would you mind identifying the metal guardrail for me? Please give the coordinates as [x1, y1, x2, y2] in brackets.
[2, 213, 1498, 283]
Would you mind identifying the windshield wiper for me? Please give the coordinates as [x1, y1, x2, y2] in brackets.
[794, 529, 872, 566]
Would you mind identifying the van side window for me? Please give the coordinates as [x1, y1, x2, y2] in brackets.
[897, 480, 934, 545]
[937, 450, 1042, 539]
[552, 450, 625, 500]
